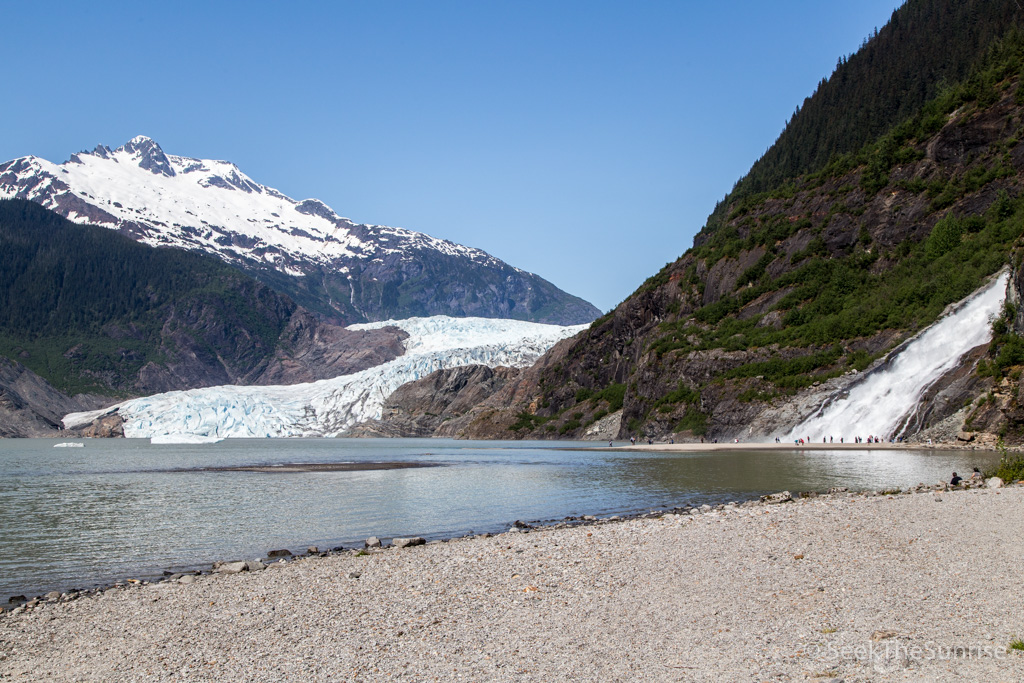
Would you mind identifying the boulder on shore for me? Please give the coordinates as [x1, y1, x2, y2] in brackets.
[760, 491, 793, 505]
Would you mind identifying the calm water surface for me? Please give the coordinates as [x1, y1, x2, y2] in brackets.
[0, 438, 999, 600]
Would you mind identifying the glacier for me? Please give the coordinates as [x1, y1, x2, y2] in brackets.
[63, 316, 586, 439]
[783, 271, 1008, 442]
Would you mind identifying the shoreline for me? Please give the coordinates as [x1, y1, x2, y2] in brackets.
[574, 439, 1006, 452]
[0, 440, 1003, 603]
[586, 441, 912, 452]
[0, 450, 1003, 604]
[2, 480, 1021, 680]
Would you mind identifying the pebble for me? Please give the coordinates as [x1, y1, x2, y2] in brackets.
[3, 485, 1023, 682]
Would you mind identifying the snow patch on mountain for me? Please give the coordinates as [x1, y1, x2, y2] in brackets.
[0, 136, 498, 273]
[63, 317, 585, 438]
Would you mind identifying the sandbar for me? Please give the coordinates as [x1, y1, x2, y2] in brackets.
[200, 461, 441, 473]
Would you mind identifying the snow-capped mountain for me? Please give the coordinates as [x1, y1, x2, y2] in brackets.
[63, 316, 586, 438]
[0, 137, 599, 324]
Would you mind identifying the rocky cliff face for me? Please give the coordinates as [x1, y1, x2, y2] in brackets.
[125, 306, 408, 394]
[355, 336, 584, 439]
[254, 311, 407, 386]
[346, 365, 523, 438]
[0, 357, 111, 437]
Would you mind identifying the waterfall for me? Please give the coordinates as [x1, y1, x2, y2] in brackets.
[782, 271, 1008, 442]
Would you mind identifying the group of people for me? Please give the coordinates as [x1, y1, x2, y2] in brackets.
[618, 436, 675, 447]
[950, 467, 984, 485]
[781, 434, 895, 445]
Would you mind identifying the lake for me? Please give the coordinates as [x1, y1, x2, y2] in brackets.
[0, 438, 999, 600]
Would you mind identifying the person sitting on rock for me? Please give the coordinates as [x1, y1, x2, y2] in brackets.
[950, 472, 963, 486]
[970, 467, 982, 480]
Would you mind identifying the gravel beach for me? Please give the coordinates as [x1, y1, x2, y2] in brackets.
[2, 484, 1023, 682]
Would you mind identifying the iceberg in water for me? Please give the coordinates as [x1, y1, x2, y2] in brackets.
[63, 316, 585, 439]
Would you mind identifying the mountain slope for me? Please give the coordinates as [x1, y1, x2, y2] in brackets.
[716, 0, 1024, 223]
[0, 199, 407, 397]
[441, 1, 1024, 444]
[0, 137, 599, 325]
[0, 355, 110, 437]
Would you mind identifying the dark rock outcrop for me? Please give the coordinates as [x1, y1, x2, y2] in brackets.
[254, 314, 407, 385]
[0, 357, 112, 437]
[347, 365, 522, 437]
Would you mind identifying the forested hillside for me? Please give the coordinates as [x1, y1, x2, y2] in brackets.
[0, 199, 405, 397]
[714, 0, 1024, 220]
[436, 0, 1024, 444]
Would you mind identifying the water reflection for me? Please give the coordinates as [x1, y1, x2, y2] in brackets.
[0, 439, 1000, 600]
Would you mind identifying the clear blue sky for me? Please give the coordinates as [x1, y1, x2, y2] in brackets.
[0, 1, 904, 313]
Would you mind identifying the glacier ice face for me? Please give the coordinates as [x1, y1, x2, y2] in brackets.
[783, 272, 1008, 442]
[64, 316, 585, 439]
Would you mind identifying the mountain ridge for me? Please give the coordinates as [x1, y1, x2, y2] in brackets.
[0, 136, 599, 325]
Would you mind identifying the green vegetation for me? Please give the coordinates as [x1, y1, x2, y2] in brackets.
[652, 190, 1024, 392]
[674, 408, 708, 436]
[558, 419, 581, 434]
[652, 381, 700, 411]
[589, 383, 626, 412]
[601, 11, 1024, 441]
[0, 199, 294, 393]
[510, 411, 550, 432]
[978, 302, 1024, 379]
[721, 0, 1024, 207]
[519, 5, 1024, 439]
[987, 440, 1024, 482]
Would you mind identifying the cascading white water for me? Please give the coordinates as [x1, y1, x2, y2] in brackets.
[782, 271, 1008, 442]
